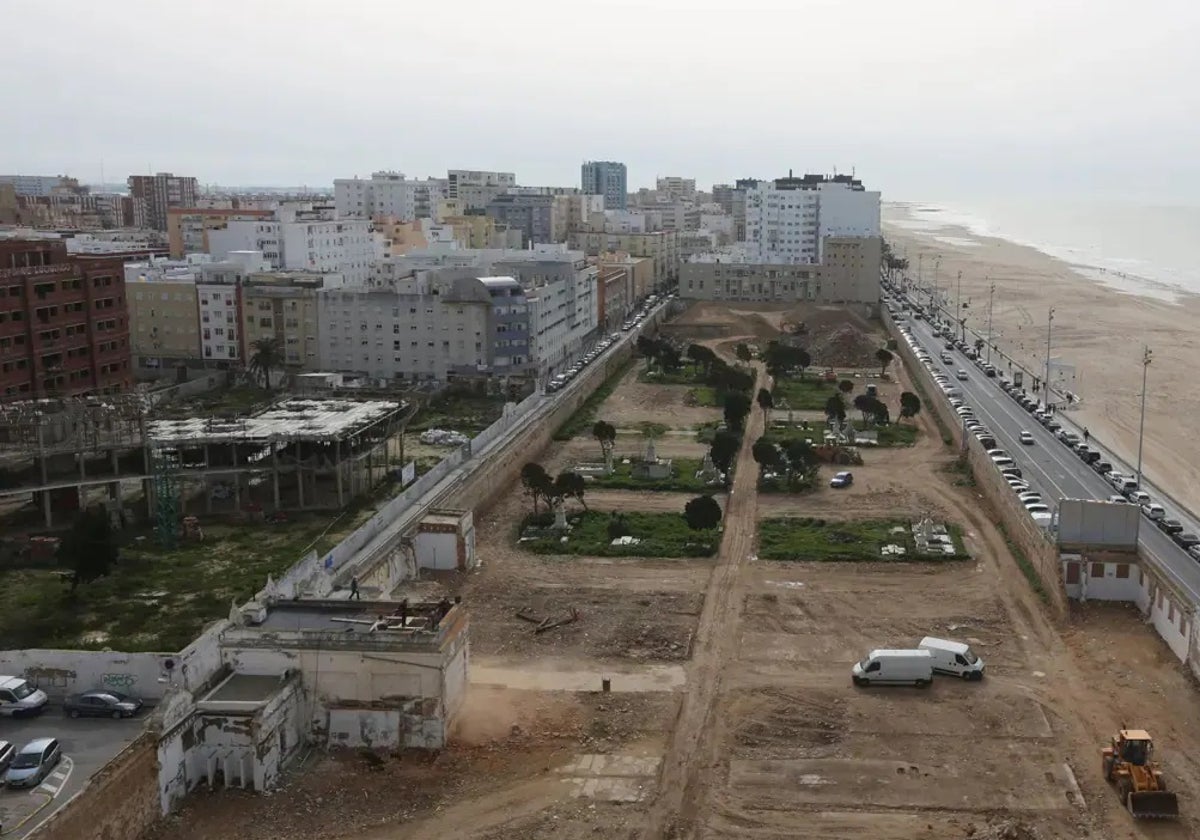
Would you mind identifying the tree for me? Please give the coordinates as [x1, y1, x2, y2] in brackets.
[687, 343, 715, 375]
[764, 342, 811, 380]
[872, 401, 891, 426]
[659, 344, 683, 372]
[852, 394, 873, 422]
[784, 439, 818, 489]
[735, 343, 752, 362]
[58, 508, 119, 590]
[838, 379, 854, 395]
[793, 347, 812, 381]
[899, 391, 922, 422]
[520, 462, 553, 513]
[555, 471, 588, 511]
[875, 347, 894, 378]
[247, 337, 282, 391]
[709, 430, 740, 477]
[824, 393, 847, 425]
[592, 420, 617, 461]
[684, 495, 723, 531]
[756, 387, 774, 423]
[723, 391, 753, 433]
[974, 338, 985, 354]
[752, 437, 783, 471]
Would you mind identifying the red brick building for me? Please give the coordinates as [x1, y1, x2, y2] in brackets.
[0, 238, 132, 398]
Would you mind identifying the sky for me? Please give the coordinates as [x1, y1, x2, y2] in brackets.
[5, 0, 1200, 203]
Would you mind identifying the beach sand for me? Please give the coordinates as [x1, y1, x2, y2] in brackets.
[884, 205, 1200, 512]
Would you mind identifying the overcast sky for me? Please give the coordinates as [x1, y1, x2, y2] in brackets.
[5, 0, 1199, 202]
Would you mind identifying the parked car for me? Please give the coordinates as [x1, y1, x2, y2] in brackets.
[1142, 503, 1166, 521]
[4, 738, 61, 789]
[1093, 460, 1114, 476]
[1128, 491, 1152, 507]
[1000, 467, 1023, 480]
[1107, 495, 1128, 504]
[0, 740, 14, 775]
[829, 471, 854, 489]
[1174, 533, 1200, 550]
[1025, 503, 1051, 515]
[1019, 431, 1034, 445]
[1158, 518, 1184, 535]
[64, 689, 144, 719]
[1017, 492, 1043, 505]
[852, 649, 933, 687]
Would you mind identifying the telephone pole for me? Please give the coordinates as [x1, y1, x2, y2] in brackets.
[1043, 308, 1055, 405]
[985, 281, 995, 365]
[1136, 346, 1153, 489]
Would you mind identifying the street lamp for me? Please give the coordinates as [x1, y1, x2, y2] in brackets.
[1043, 308, 1055, 406]
[985, 281, 995, 365]
[1136, 346, 1152, 489]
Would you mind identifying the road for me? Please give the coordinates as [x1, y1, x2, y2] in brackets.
[891, 294, 1200, 604]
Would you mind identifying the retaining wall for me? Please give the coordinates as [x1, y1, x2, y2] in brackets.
[0, 650, 174, 701]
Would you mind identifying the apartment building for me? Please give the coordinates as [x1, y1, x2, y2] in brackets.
[598, 251, 655, 303]
[656, 176, 696, 200]
[207, 208, 376, 286]
[128, 172, 199, 231]
[680, 237, 881, 307]
[167, 208, 275, 258]
[196, 252, 269, 364]
[581, 160, 628, 210]
[744, 173, 880, 264]
[124, 257, 208, 372]
[0, 175, 81, 197]
[0, 237, 131, 398]
[485, 193, 555, 246]
[567, 227, 678, 290]
[446, 170, 516, 211]
[491, 254, 597, 376]
[712, 184, 735, 214]
[242, 271, 334, 370]
[333, 172, 448, 222]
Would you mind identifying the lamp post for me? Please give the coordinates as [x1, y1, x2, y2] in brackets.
[985, 281, 995, 365]
[1136, 346, 1153, 489]
[1043, 308, 1055, 405]
[956, 270, 963, 342]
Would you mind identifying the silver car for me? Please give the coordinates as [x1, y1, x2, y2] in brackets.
[5, 737, 61, 788]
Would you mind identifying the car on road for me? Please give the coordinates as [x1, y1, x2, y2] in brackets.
[1025, 503, 1051, 515]
[1000, 467, 1023, 480]
[1174, 533, 1200, 551]
[1142, 503, 1166, 520]
[1018, 492, 1042, 505]
[1158, 518, 1184, 535]
[829, 471, 854, 489]
[1093, 460, 1113, 476]
[1128, 491, 1151, 507]
[956, 369, 969, 381]
[4, 738, 61, 789]
[1019, 431, 1034, 445]
[1190, 546, 1200, 562]
[0, 676, 48, 717]
[1107, 495, 1128, 504]
[0, 740, 14, 774]
[64, 689, 144, 719]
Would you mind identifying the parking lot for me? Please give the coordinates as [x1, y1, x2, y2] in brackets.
[0, 709, 144, 838]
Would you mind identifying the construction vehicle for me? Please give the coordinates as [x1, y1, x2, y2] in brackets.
[1102, 728, 1179, 818]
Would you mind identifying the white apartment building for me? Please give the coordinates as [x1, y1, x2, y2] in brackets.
[196, 252, 269, 363]
[207, 208, 376, 286]
[447, 170, 516, 211]
[656, 176, 696, 200]
[744, 173, 880, 265]
[334, 172, 447, 222]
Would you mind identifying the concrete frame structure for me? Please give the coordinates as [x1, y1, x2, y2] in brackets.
[0, 396, 406, 528]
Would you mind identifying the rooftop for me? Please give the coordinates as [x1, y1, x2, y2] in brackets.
[146, 398, 403, 445]
[255, 599, 458, 635]
[202, 673, 288, 704]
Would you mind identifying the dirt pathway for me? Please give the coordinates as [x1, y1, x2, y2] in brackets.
[640, 361, 768, 839]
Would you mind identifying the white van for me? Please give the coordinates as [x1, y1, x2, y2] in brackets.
[0, 676, 48, 717]
[852, 649, 934, 687]
[918, 637, 985, 680]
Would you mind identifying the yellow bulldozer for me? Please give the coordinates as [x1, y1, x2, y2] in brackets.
[1102, 729, 1179, 818]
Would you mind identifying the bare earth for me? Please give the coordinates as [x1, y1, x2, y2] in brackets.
[885, 203, 1200, 513]
[148, 306, 1200, 840]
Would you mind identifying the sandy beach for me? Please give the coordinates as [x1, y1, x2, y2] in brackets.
[884, 204, 1200, 513]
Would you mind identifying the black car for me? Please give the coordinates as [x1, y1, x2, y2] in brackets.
[1174, 533, 1200, 550]
[1158, 518, 1184, 536]
[1000, 467, 1023, 480]
[1093, 460, 1113, 475]
[63, 690, 144, 719]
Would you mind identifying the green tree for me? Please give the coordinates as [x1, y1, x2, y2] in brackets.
[687, 343, 716, 375]
[555, 471, 588, 511]
[763, 342, 811, 380]
[520, 462, 553, 513]
[756, 387, 774, 423]
[58, 508, 119, 590]
[709, 430, 740, 478]
[875, 347, 894, 378]
[899, 391, 922, 422]
[659, 344, 683, 372]
[752, 437, 782, 471]
[735, 343, 752, 362]
[723, 391, 753, 433]
[838, 379, 854, 395]
[853, 394, 876, 423]
[684, 495, 723, 531]
[784, 439, 819, 489]
[824, 393, 847, 425]
[592, 420, 617, 461]
[247, 337, 282, 391]
[872, 400, 891, 425]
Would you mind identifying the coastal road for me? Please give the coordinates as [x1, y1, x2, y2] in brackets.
[893, 296, 1200, 604]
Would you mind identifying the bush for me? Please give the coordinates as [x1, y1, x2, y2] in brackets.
[518, 511, 718, 558]
[757, 518, 968, 562]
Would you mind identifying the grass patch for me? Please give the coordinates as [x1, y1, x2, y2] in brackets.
[686, 386, 720, 407]
[940, 457, 977, 488]
[849, 420, 919, 447]
[997, 521, 1048, 603]
[518, 510, 718, 557]
[772, 377, 837, 410]
[553, 359, 635, 441]
[410, 388, 509, 434]
[586, 457, 723, 493]
[758, 517, 968, 562]
[637, 365, 706, 385]
[0, 516, 353, 652]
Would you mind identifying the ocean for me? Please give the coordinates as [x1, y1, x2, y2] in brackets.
[883, 199, 1200, 304]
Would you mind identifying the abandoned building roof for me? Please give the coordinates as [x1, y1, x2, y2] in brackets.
[202, 673, 289, 704]
[256, 600, 454, 633]
[146, 398, 404, 445]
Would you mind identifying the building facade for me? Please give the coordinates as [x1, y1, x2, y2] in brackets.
[581, 161, 628, 210]
[333, 172, 447, 222]
[128, 173, 199, 232]
[0, 175, 80, 197]
[744, 173, 880, 264]
[167, 208, 275, 258]
[567, 228, 678, 290]
[0, 238, 131, 398]
[196, 252, 269, 365]
[485, 193, 555, 246]
[125, 258, 206, 372]
[241, 271, 332, 370]
[656, 176, 696, 200]
[207, 210, 376, 287]
[446, 170, 516, 211]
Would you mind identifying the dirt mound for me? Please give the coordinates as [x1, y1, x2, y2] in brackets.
[965, 819, 1044, 840]
[808, 323, 880, 368]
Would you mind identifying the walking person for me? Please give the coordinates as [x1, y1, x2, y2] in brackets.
[350, 575, 361, 601]
[1083, 427, 1090, 442]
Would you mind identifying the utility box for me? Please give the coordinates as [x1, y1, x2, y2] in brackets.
[414, 509, 477, 571]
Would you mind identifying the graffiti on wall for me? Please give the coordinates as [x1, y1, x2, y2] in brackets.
[102, 673, 138, 690]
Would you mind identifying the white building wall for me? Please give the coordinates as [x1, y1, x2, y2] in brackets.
[816, 182, 882, 258]
[744, 186, 819, 264]
[196, 283, 241, 362]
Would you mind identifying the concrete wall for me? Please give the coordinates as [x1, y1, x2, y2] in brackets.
[0, 650, 174, 701]
[29, 733, 159, 840]
[1061, 553, 1141, 601]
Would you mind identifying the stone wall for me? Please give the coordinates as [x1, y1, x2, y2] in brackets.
[29, 733, 159, 840]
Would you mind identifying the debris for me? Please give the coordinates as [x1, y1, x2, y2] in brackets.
[535, 607, 581, 635]
[419, 428, 470, 446]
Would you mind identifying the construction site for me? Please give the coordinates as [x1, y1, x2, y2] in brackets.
[0, 394, 407, 533]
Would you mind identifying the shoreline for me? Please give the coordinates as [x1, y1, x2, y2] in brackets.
[883, 205, 1200, 513]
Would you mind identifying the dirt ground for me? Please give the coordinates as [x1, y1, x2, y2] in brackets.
[151, 305, 1200, 840]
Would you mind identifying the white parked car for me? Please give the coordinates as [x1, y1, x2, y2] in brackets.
[1142, 503, 1166, 520]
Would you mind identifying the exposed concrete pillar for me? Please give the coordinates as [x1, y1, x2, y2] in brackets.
[334, 440, 343, 509]
[78, 448, 86, 480]
[297, 453, 305, 509]
[272, 442, 281, 510]
[42, 490, 52, 529]
[111, 447, 120, 478]
[233, 470, 241, 512]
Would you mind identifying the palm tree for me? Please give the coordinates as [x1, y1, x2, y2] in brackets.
[248, 337, 282, 392]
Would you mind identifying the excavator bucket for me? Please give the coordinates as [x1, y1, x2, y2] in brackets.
[1128, 790, 1179, 819]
